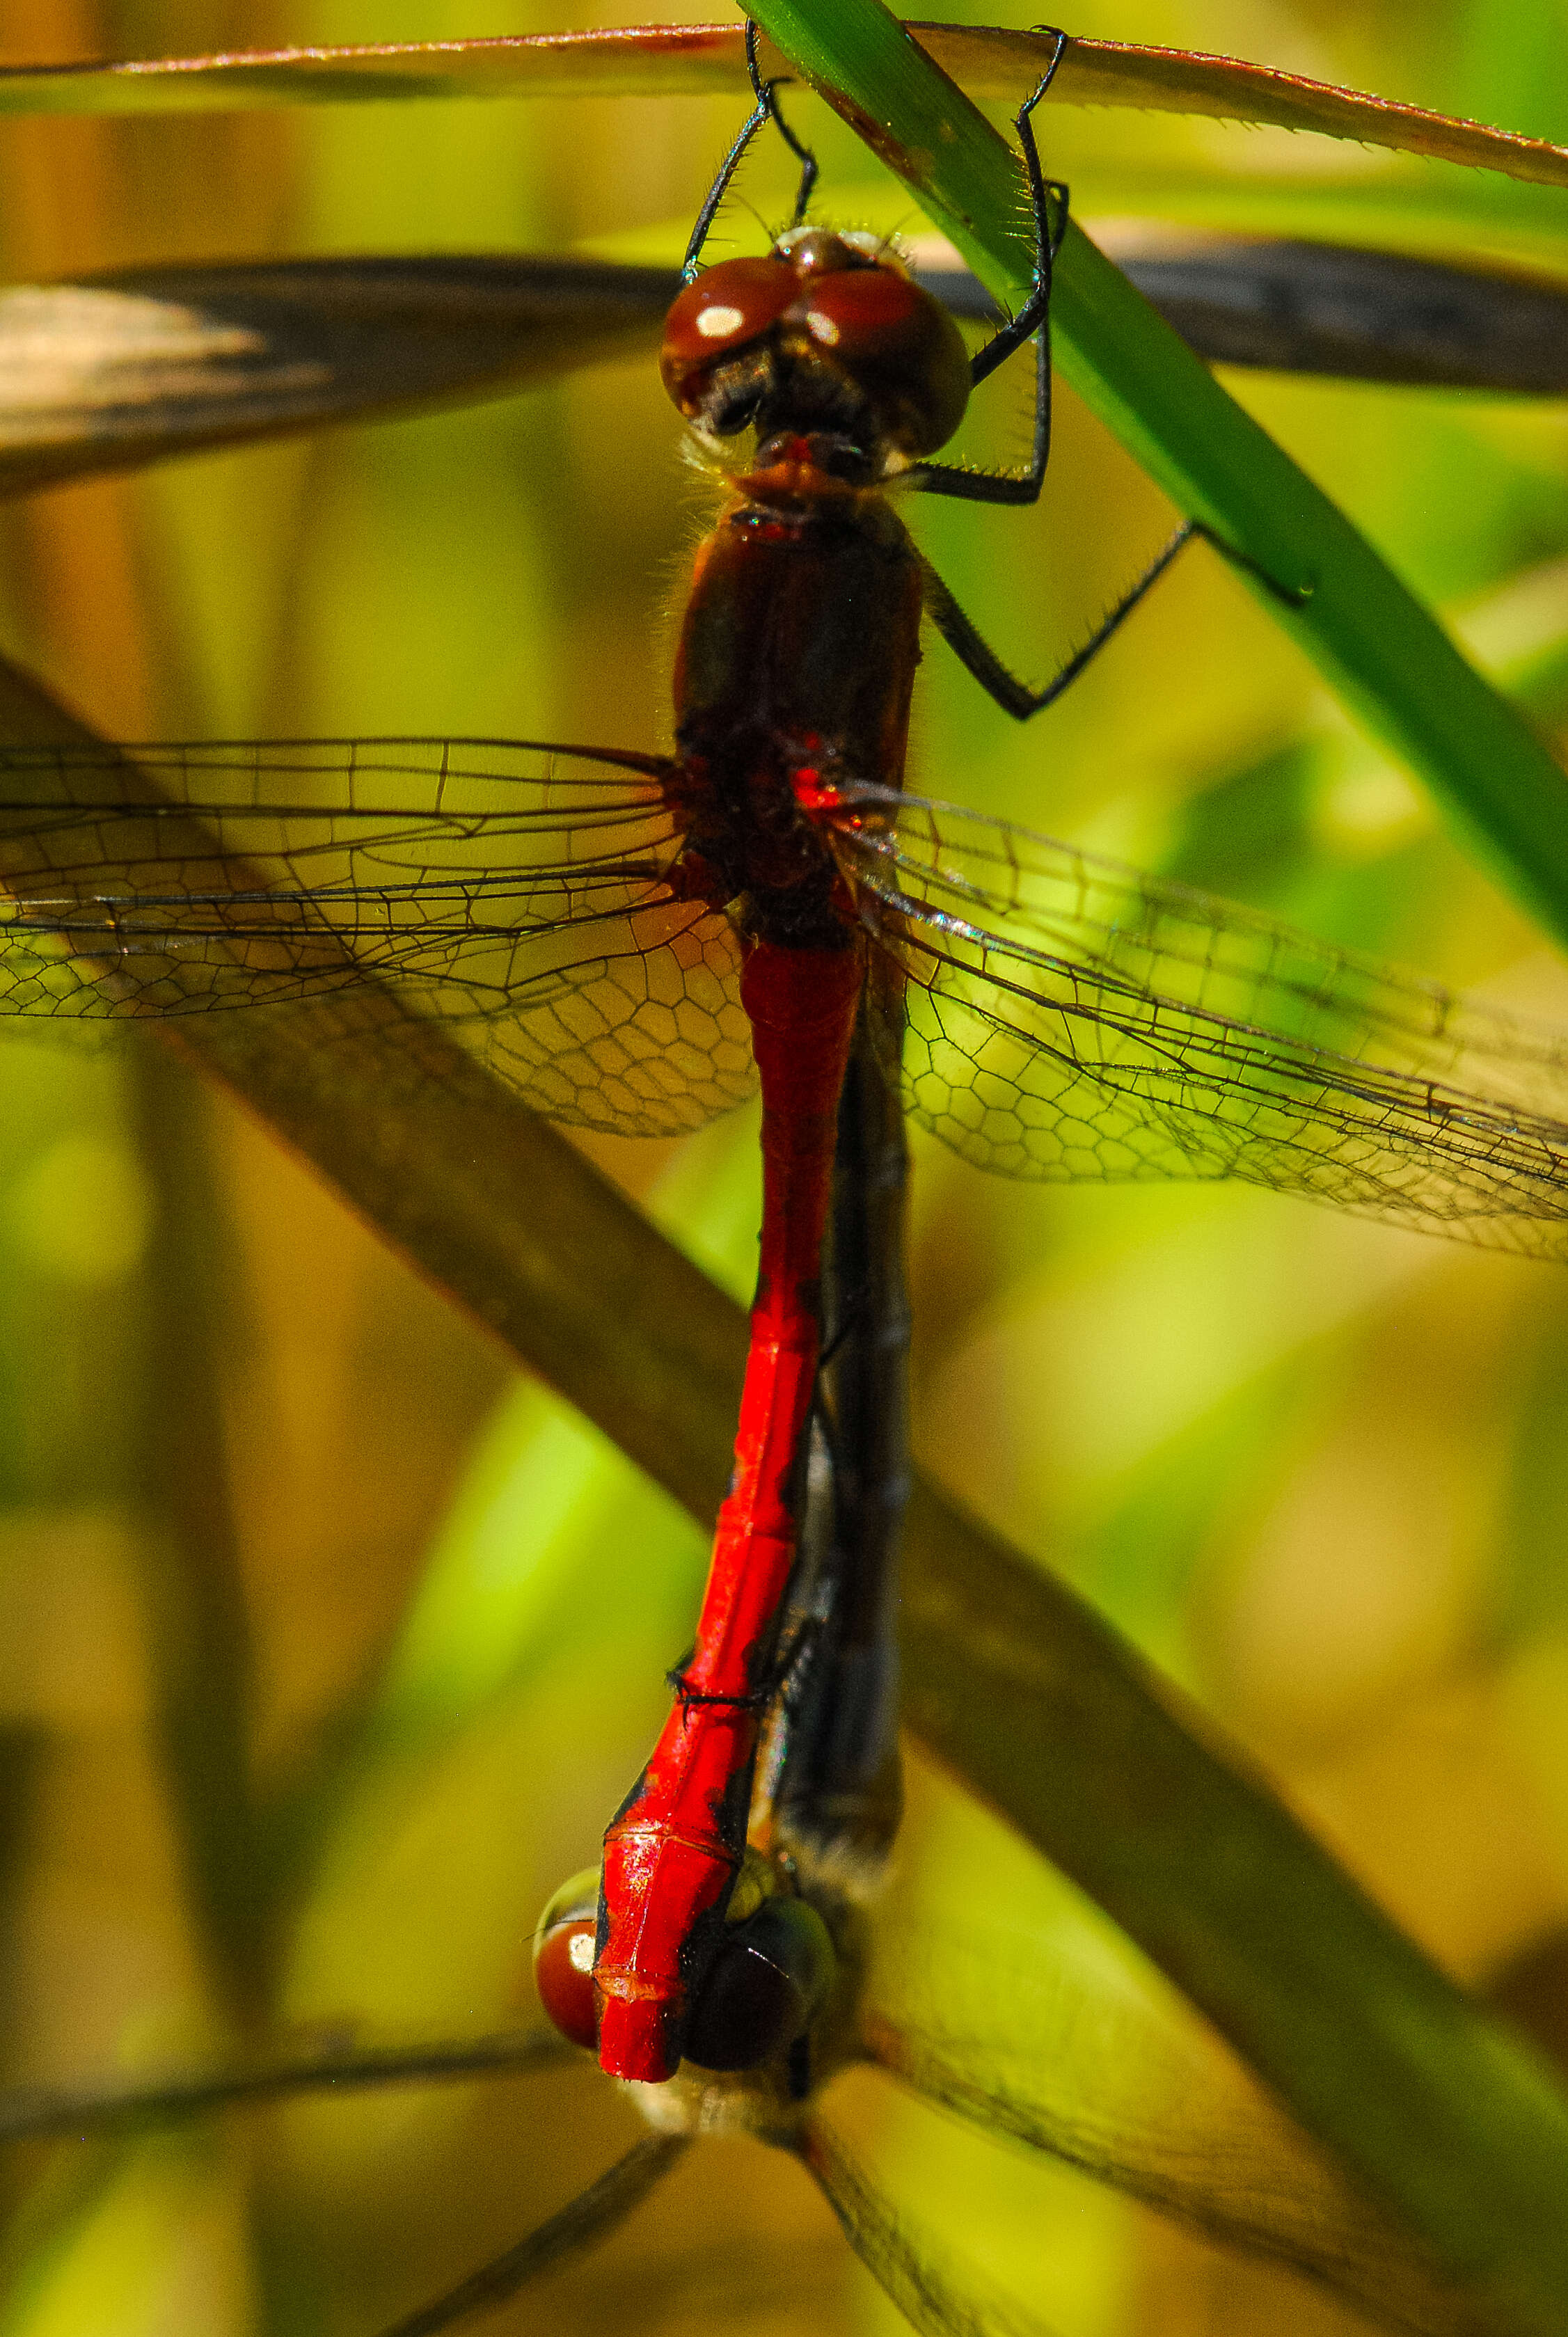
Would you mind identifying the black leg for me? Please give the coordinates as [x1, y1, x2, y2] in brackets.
[787, 2029, 813, 2100]
[762, 37, 819, 234]
[923, 516, 1314, 721]
[681, 19, 819, 284]
[910, 29, 1070, 509]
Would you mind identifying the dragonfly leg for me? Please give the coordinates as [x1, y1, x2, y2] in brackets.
[908, 30, 1070, 509]
[787, 2028, 814, 2102]
[681, 20, 820, 283]
[919, 522, 1194, 719]
[921, 512, 1312, 720]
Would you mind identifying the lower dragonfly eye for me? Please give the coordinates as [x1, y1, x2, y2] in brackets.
[532, 1868, 601, 2052]
[683, 1894, 834, 2073]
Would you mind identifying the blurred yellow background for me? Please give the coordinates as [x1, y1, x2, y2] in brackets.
[0, 1, 1565, 2331]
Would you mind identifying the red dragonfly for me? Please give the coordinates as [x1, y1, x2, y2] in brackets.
[3, 32, 1568, 2107]
[0, 985, 1469, 2337]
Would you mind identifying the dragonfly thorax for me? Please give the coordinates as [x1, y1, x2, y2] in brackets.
[660, 228, 970, 481]
[670, 450, 924, 951]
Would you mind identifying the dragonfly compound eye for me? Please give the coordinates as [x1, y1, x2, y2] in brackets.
[682, 1892, 835, 2073]
[791, 266, 971, 459]
[532, 1867, 601, 2052]
[660, 256, 798, 420]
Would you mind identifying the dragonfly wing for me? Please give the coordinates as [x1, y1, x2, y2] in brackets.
[834, 791, 1568, 1256]
[862, 1917, 1475, 2334]
[799, 2118, 1067, 2337]
[0, 739, 754, 1138]
[862, 2014, 1471, 2334]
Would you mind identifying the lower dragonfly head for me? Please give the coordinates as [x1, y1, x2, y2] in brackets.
[532, 1844, 865, 2132]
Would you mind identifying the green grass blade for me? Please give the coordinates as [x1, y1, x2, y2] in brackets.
[747, 0, 1568, 952]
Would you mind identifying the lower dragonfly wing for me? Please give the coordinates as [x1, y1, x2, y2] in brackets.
[799, 2118, 1065, 2337]
[0, 738, 754, 1139]
[862, 1912, 1478, 2334]
[860, 2014, 1468, 2335]
[833, 790, 1568, 1257]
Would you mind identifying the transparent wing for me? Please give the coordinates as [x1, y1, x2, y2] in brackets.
[833, 787, 1568, 1257]
[862, 1917, 1475, 2336]
[799, 2118, 1067, 2337]
[0, 738, 752, 1137]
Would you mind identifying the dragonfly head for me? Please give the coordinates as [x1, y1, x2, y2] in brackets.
[532, 1867, 600, 2051]
[533, 1849, 835, 2085]
[660, 227, 970, 482]
[679, 1851, 836, 2075]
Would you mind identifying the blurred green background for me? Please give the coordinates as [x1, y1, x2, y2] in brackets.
[0, 1, 1565, 2330]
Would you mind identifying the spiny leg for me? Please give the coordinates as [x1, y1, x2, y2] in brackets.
[911, 29, 1070, 509]
[681, 19, 819, 283]
[921, 518, 1314, 722]
[0, 2029, 573, 2145]
[375, 2135, 690, 2337]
